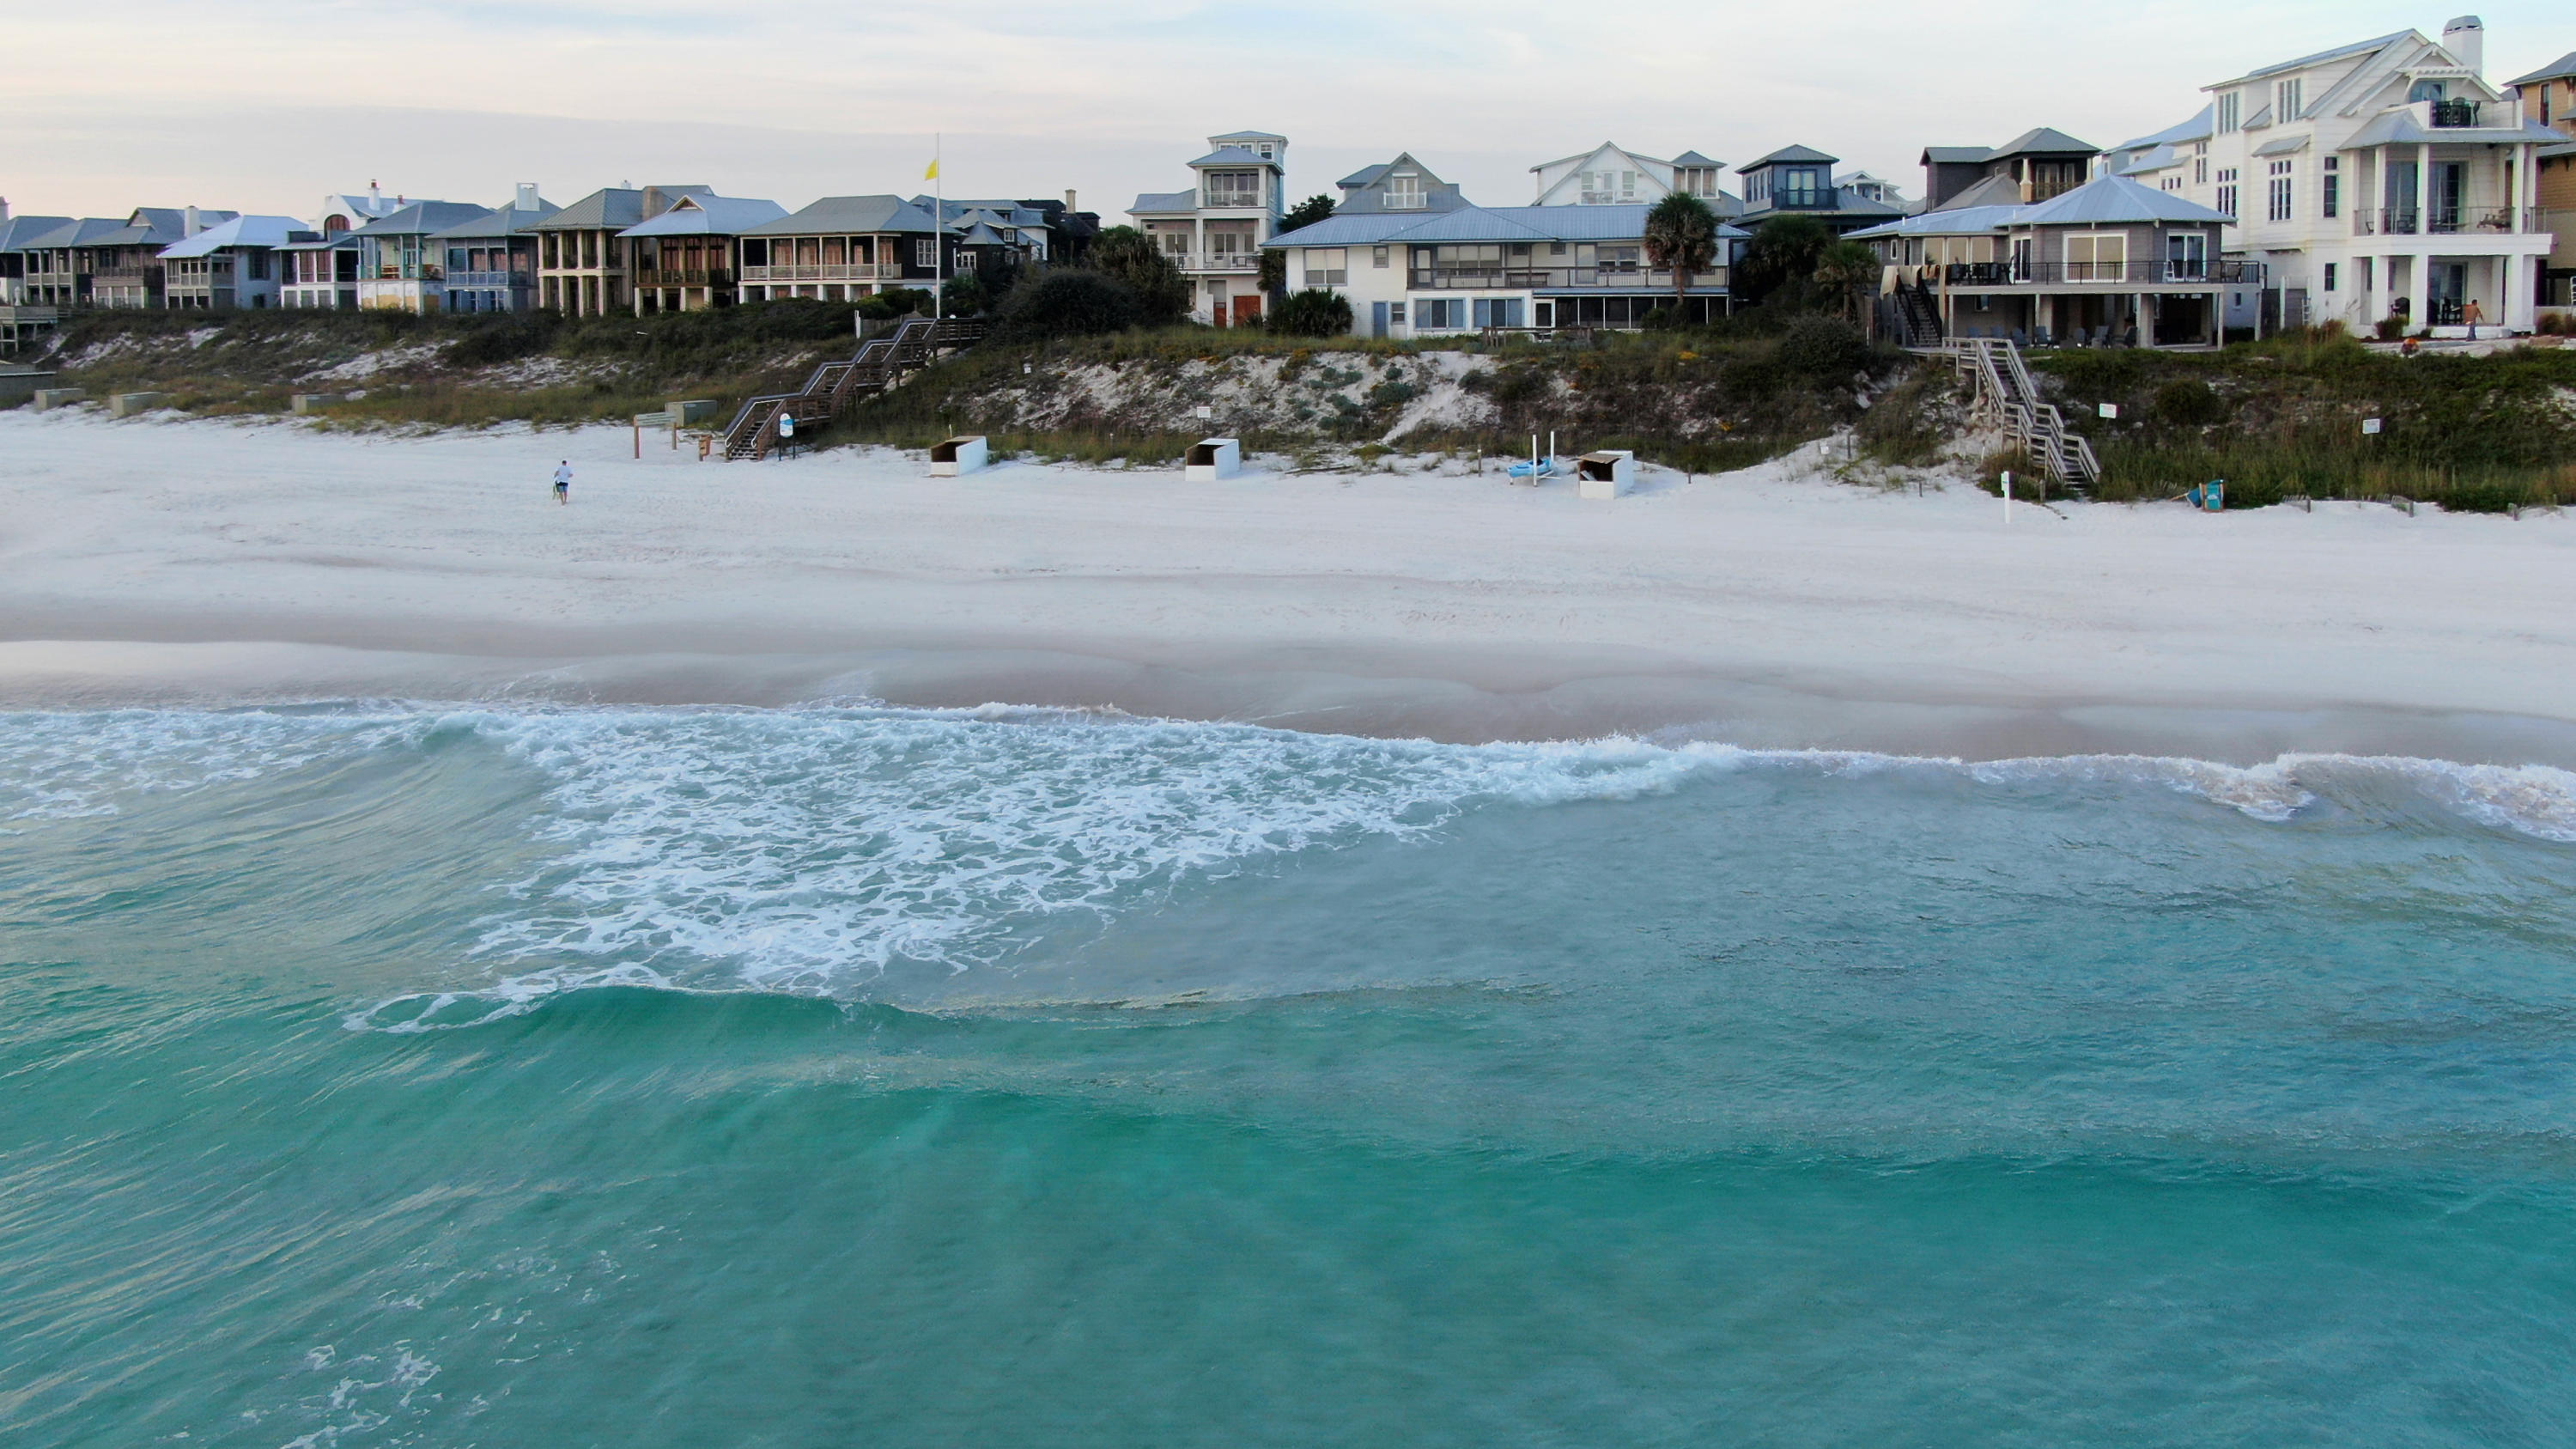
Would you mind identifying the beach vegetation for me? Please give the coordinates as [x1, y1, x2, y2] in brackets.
[996, 269, 1140, 339]
[1269, 289, 1354, 338]
[1642, 194, 1720, 315]
[1082, 227, 1191, 327]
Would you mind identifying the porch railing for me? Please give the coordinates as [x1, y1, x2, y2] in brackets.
[1942, 259, 2261, 285]
[2356, 206, 2541, 236]
[738, 263, 898, 283]
[445, 271, 525, 288]
[1408, 266, 1728, 290]
[1176, 253, 1261, 272]
[2429, 99, 2482, 128]
[632, 267, 733, 288]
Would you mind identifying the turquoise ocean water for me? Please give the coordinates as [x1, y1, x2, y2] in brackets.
[4, 703, 2575, 1446]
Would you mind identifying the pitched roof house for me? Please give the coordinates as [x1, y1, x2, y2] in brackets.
[1733, 146, 1903, 234]
[0, 212, 73, 305]
[1529, 143, 1737, 212]
[2116, 16, 2561, 333]
[157, 215, 316, 310]
[618, 194, 784, 314]
[425, 187, 560, 314]
[1266, 202, 1748, 338]
[532, 185, 714, 314]
[347, 200, 488, 311]
[88, 208, 241, 307]
[1129, 131, 1290, 326]
[1336, 155, 1473, 215]
[738, 195, 992, 303]
[1918, 129, 2099, 210]
[2505, 49, 2576, 306]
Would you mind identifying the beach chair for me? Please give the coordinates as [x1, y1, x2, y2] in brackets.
[2010, 328, 2029, 347]
[2092, 326, 2111, 347]
[2033, 326, 2053, 347]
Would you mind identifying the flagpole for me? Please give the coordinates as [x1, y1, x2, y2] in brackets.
[933, 132, 945, 319]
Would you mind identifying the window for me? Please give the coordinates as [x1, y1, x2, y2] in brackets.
[1388, 303, 1405, 325]
[2064, 233, 2127, 281]
[1306, 247, 1347, 285]
[1387, 173, 1424, 210]
[1579, 170, 1614, 204]
[914, 239, 936, 266]
[2360, 257, 2372, 293]
[741, 238, 768, 267]
[2276, 78, 2303, 121]
[1204, 170, 1261, 207]
[2217, 92, 2241, 132]
[2408, 79, 2445, 104]
[2216, 167, 2239, 218]
[1779, 167, 1824, 207]
[2324, 262, 2338, 291]
[1415, 297, 1465, 329]
[2166, 231, 2208, 278]
[2322, 155, 2340, 217]
[1372, 246, 1389, 268]
[2267, 160, 2294, 222]
[1620, 170, 1637, 198]
[1471, 297, 1525, 328]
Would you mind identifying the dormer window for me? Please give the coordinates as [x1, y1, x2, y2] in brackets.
[2276, 78, 2303, 120]
[1388, 173, 1424, 209]
[1779, 167, 1826, 207]
[2217, 91, 2241, 132]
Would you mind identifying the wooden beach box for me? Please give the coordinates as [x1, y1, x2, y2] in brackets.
[1577, 451, 1634, 500]
[930, 435, 988, 477]
[1185, 438, 1242, 481]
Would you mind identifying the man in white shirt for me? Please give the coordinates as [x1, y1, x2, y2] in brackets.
[551, 461, 573, 505]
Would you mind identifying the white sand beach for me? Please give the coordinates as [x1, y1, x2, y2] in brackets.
[4, 407, 2574, 762]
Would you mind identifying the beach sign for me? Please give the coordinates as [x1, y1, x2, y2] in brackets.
[2098, 402, 2119, 419]
[778, 413, 796, 440]
[2363, 417, 2383, 435]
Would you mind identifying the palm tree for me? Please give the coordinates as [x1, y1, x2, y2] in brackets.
[1642, 193, 1720, 319]
[1812, 240, 1882, 326]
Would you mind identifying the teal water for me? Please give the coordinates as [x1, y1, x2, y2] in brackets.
[4, 705, 2575, 1446]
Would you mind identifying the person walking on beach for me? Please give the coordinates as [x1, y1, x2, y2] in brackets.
[551, 460, 573, 505]
[2462, 299, 2485, 342]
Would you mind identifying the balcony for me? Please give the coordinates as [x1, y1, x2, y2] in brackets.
[2354, 207, 2538, 236]
[445, 270, 526, 289]
[632, 267, 732, 288]
[1177, 253, 1261, 273]
[2429, 99, 2482, 128]
[1941, 259, 2263, 286]
[93, 266, 157, 286]
[1409, 266, 1728, 291]
[738, 263, 896, 283]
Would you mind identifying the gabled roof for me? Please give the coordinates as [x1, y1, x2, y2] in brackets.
[1530, 141, 1665, 173]
[1128, 189, 1198, 215]
[348, 201, 489, 238]
[2112, 107, 2215, 153]
[619, 195, 787, 237]
[1921, 146, 1992, 165]
[1188, 146, 1284, 171]
[1990, 126, 2097, 155]
[19, 217, 131, 249]
[1845, 204, 2027, 240]
[1741, 143, 1839, 168]
[157, 216, 315, 258]
[534, 185, 714, 231]
[429, 202, 560, 241]
[2017, 174, 2231, 226]
[0, 216, 73, 250]
[953, 221, 1009, 247]
[741, 195, 939, 236]
[2344, 111, 2571, 148]
[2216, 30, 2414, 88]
[2115, 145, 2181, 178]
[2509, 52, 2576, 86]
[1670, 149, 1725, 167]
[96, 209, 240, 247]
[1930, 173, 2026, 212]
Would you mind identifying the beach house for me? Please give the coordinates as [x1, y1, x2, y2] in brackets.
[425, 187, 556, 314]
[84, 209, 241, 308]
[1128, 131, 1289, 326]
[1732, 146, 1905, 234]
[1266, 198, 1744, 338]
[1335, 155, 1473, 216]
[734, 195, 954, 302]
[1918, 130, 2100, 210]
[2506, 49, 2576, 310]
[2114, 16, 2559, 335]
[0, 210, 72, 305]
[617, 193, 784, 314]
[1528, 143, 1739, 212]
[1851, 172, 2244, 349]
[9, 218, 122, 306]
[532, 185, 714, 316]
[157, 216, 313, 309]
[347, 200, 491, 311]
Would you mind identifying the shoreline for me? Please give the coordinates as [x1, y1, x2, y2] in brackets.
[5, 411, 2575, 765]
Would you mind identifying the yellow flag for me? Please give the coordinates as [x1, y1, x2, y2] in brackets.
[924, 159, 939, 181]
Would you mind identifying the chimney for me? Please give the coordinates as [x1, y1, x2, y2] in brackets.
[184, 205, 202, 236]
[369, 180, 381, 208]
[517, 182, 540, 213]
[2443, 15, 2484, 76]
[641, 186, 666, 217]
[1064, 188, 1078, 212]
[0, 198, 10, 224]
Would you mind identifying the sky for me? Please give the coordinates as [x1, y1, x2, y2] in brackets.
[3, 1, 2567, 224]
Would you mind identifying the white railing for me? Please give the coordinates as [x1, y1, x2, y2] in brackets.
[1176, 253, 1261, 273]
[738, 263, 899, 283]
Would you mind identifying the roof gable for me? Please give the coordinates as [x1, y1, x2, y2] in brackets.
[743, 195, 939, 236]
[1741, 143, 1839, 170]
[2510, 51, 2576, 86]
[1990, 126, 2097, 156]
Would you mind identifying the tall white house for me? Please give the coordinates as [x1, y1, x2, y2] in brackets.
[2115, 16, 2559, 335]
[1128, 131, 1288, 326]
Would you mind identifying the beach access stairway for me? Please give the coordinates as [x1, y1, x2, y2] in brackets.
[1947, 337, 2099, 494]
[718, 316, 987, 460]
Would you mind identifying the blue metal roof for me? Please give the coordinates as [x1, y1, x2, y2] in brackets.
[1267, 203, 1746, 250]
[2016, 174, 2231, 226]
[620, 196, 787, 237]
[2112, 107, 2216, 154]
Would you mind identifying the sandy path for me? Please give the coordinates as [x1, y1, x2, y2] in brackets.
[3, 409, 2572, 760]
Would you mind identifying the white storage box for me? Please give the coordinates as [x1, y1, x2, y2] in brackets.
[1185, 438, 1242, 480]
[930, 435, 988, 477]
[1576, 450, 1634, 500]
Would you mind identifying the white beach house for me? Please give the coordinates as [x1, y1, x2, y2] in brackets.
[1128, 131, 1288, 327]
[2112, 15, 2559, 335]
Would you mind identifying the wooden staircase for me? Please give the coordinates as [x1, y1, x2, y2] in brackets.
[1949, 336, 2099, 494]
[1891, 285, 1944, 350]
[719, 316, 987, 461]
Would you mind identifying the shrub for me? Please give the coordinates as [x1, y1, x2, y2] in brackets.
[1269, 288, 1353, 338]
[445, 313, 560, 367]
[996, 269, 1139, 338]
[2153, 378, 2226, 426]
[1084, 227, 1191, 327]
[1777, 315, 1866, 377]
[2375, 313, 2407, 341]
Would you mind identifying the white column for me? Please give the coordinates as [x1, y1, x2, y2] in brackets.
[2406, 253, 2428, 332]
[2417, 142, 2433, 229]
[2500, 253, 2518, 331]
